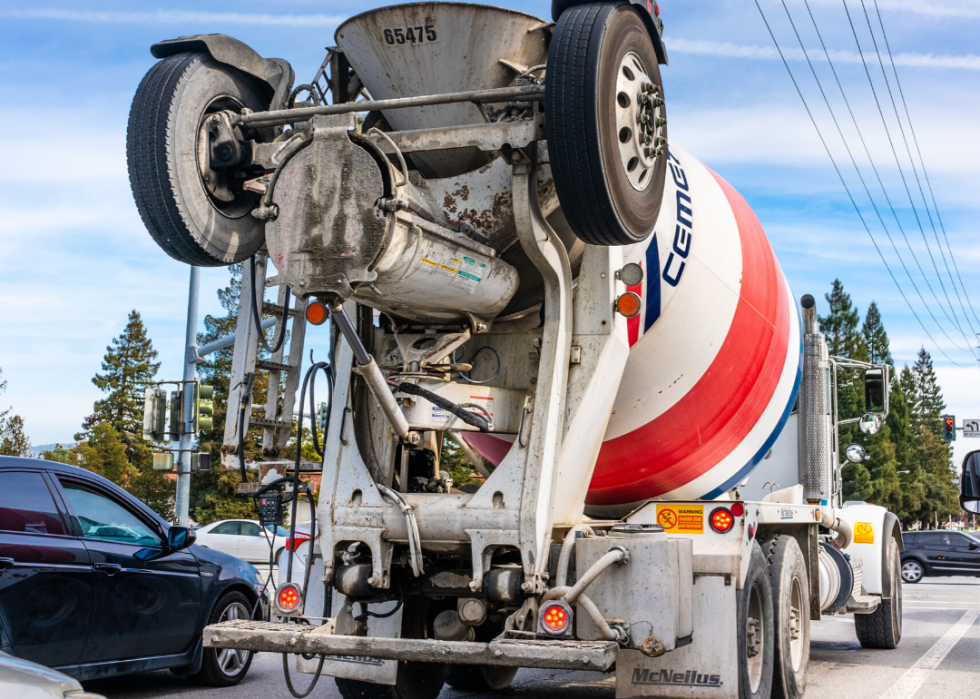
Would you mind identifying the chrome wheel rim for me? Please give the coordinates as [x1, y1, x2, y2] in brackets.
[746, 582, 765, 693]
[789, 577, 805, 671]
[216, 602, 252, 675]
[614, 52, 664, 191]
[901, 561, 921, 582]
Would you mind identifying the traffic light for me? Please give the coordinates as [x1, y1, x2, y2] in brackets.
[317, 401, 330, 433]
[191, 452, 212, 472]
[191, 383, 214, 434]
[142, 388, 168, 441]
[153, 453, 174, 471]
[169, 390, 183, 436]
[943, 415, 956, 443]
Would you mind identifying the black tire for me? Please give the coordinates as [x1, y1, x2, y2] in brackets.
[737, 540, 775, 699]
[546, 2, 667, 246]
[127, 52, 270, 266]
[855, 534, 903, 649]
[191, 591, 255, 686]
[900, 557, 924, 584]
[446, 665, 518, 691]
[760, 535, 809, 699]
[335, 663, 447, 699]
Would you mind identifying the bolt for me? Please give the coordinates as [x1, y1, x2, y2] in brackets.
[368, 576, 378, 586]
[520, 582, 533, 592]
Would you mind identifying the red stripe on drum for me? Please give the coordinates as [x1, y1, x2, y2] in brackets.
[585, 170, 790, 505]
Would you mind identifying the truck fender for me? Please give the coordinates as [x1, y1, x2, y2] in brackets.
[879, 510, 903, 600]
[551, 0, 669, 65]
[150, 34, 295, 111]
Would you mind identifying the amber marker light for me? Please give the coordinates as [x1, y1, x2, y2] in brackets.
[616, 292, 642, 318]
[306, 301, 328, 326]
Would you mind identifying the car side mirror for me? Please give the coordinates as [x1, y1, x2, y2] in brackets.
[970, 542, 979, 550]
[961, 451, 980, 515]
[167, 526, 197, 551]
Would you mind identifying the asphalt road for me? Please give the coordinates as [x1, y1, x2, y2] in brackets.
[84, 577, 979, 699]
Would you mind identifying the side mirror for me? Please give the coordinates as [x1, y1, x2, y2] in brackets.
[970, 542, 979, 550]
[845, 444, 868, 464]
[167, 526, 197, 551]
[858, 413, 881, 435]
[961, 451, 980, 515]
[864, 366, 889, 415]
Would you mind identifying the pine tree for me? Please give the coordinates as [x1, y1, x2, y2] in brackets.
[76, 311, 160, 444]
[126, 441, 174, 520]
[887, 368, 922, 524]
[861, 302, 892, 365]
[912, 347, 945, 437]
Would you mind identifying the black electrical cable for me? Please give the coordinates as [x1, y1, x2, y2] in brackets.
[249, 255, 291, 355]
[282, 650, 324, 698]
[388, 379, 490, 432]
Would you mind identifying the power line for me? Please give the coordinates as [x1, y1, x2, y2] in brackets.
[870, 0, 980, 333]
[841, 0, 973, 349]
[752, 0, 974, 368]
[780, 0, 975, 358]
[855, 0, 971, 341]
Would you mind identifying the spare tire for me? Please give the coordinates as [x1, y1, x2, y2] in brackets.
[546, 2, 667, 246]
[127, 52, 271, 266]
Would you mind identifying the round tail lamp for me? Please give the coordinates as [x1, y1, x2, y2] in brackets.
[538, 600, 573, 636]
[709, 507, 735, 533]
[274, 582, 304, 616]
[306, 301, 328, 326]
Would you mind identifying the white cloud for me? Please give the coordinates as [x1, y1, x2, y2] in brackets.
[0, 8, 346, 26]
[667, 38, 980, 71]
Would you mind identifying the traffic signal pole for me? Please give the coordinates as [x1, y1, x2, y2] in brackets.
[176, 266, 200, 526]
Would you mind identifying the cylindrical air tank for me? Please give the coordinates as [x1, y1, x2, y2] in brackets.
[469, 143, 802, 507]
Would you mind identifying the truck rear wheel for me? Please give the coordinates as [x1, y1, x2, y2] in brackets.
[854, 533, 903, 649]
[446, 664, 518, 691]
[760, 535, 810, 699]
[128, 52, 271, 266]
[546, 2, 667, 246]
[738, 540, 774, 699]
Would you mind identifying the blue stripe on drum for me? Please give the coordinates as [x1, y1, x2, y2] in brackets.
[698, 315, 804, 500]
[644, 234, 661, 330]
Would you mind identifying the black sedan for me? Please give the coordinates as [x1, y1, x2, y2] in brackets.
[0, 456, 267, 686]
[899, 529, 980, 583]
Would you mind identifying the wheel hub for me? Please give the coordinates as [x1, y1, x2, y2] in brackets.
[615, 52, 665, 192]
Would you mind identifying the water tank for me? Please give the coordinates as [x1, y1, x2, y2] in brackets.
[468, 143, 802, 508]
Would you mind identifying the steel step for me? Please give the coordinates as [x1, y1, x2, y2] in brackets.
[205, 620, 618, 671]
[263, 301, 303, 318]
[256, 359, 293, 373]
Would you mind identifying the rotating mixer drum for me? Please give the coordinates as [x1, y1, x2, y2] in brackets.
[467, 143, 803, 509]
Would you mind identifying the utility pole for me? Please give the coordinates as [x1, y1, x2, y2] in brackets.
[175, 266, 200, 525]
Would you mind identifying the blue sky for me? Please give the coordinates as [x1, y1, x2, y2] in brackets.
[1, 0, 978, 464]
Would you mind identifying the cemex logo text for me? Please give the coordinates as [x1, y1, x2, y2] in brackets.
[632, 668, 722, 686]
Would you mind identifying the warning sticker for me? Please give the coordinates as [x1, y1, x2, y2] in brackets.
[438, 256, 462, 278]
[853, 522, 875, 545]
[418, 242, 442, 271]
[656, 504, 704, 534]
[451, 256, 486, 294]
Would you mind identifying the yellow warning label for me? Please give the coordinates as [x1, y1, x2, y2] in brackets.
[657, 504, 704, 534]
[853, 522, 875, 545]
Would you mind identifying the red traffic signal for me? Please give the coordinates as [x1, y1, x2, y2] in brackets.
[942, 415, 956, 443]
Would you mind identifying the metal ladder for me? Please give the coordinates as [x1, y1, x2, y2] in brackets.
[223, 252, 309, 468]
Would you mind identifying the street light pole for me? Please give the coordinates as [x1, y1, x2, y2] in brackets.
[175, 266, 200, 525]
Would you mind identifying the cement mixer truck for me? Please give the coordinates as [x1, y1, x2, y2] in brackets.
[127, 3, 904, 698]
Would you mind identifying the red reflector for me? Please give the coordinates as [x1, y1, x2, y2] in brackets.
[654, 2, 661, 16]
[542, 604, 568, 632]
[730, 502, 744, 518]
[710, 507, 734, 533]
[278, 586, 300, 610]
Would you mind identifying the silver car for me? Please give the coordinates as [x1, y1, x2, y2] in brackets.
[0, 651, 105, 699]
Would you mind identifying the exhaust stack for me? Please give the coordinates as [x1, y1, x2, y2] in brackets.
[798, 294, 832, 505]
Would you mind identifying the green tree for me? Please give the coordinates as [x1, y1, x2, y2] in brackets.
[0, 367, 32, 457]
[912, 347, 945, 438]
[887, 368, 923, 524]
[191, 264, 264, 525]
[76, 310, 160, 445]
[72, 421, 132, 486]
[861, 301, 892, 365]
[0, 415, 32, 457]
[126, 441, 174, 520]
[41, 444, 79, 465]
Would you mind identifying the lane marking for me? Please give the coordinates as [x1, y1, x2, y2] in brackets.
[878, 608, 979, 699]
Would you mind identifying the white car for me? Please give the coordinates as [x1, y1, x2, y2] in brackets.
[0, 650, 105, 699]
[195, 519, 299, 564]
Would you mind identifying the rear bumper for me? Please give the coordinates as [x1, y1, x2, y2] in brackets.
[204, 620, 618, 671]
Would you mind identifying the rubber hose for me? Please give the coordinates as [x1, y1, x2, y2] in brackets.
[248, 255, 291, 355]
[391, 381, 490, 432]
[555, 525, 595, 588]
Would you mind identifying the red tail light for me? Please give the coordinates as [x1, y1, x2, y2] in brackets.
[275, 583, 303, 615]
[538, 601, 573, 636]
[710, 507, 734, 533]
[286, 535, 310, 552]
